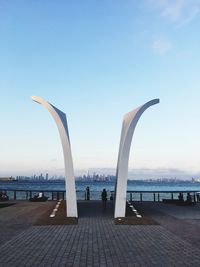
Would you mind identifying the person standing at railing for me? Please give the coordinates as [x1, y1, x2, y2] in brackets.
[110, 192, 114, 201]
[178, 192, 184, 201]
[186, 192, 192, 204]
[85, 186, 90, 200]
[101, 189, 107, 209]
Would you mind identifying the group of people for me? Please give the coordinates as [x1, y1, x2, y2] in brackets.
[85, 187, 114, 209]
[0, 191, 9, 201]
[178, 192, 193, 204]
[29, 192, 48, 202]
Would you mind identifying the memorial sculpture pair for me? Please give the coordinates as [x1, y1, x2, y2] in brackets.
[32, 96, 159, 218]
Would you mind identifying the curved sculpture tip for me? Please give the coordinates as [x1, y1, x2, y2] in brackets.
[31, 95, 44, 105]
[31, 95, 41, 104]
[154, 98, 160, 104]
[138, 98, 160, 112]
[146, 98, 160, 106]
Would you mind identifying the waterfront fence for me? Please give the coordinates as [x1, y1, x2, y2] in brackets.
[1, 189, 199, 202]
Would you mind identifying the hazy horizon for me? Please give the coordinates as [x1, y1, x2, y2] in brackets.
[2, 167, 200, 181]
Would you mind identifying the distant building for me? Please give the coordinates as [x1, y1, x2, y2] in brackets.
[0, 177, 15, 181]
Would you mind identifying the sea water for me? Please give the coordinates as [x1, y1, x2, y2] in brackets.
[1, 180, 200, 201]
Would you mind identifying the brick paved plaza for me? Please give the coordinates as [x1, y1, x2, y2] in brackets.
[1, 201, 200, 266]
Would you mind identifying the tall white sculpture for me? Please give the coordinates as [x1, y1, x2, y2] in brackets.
[31, 96, 78, 218]
[114, 99, 159, 218]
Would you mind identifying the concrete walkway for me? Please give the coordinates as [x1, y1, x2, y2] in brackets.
[1, 201, 200, 266]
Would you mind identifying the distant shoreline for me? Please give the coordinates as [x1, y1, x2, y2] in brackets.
[1, 179, 200, 184]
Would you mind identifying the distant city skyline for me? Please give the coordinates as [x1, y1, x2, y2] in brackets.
[0, 1, 200, 178]
[3, 169, 200, 182]
[7, 167, 200, 181]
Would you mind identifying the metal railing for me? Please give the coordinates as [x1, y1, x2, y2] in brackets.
[126, 190, 199, 203]
[1, 189, 200, 202]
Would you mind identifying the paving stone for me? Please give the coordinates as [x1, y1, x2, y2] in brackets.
[1, 201, 200, 266]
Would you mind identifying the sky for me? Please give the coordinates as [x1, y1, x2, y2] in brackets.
[0, 0, 200, 179]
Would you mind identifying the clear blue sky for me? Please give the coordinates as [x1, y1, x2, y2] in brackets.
[0, 0, 200, 178]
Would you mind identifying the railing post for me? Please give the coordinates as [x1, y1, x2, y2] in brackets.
[14, 191, 16, 200]
[158, 193, 160, 202]
[52, 192, 54, 200]
[130, 193, 132, 202]
[140, 193, 142, 202]
[26, 191, 28, 200]
[171, 193, 173, 200]
[153, 193, 156, 202]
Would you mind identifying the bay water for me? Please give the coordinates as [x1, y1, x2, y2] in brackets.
[1, 180, 200, 201]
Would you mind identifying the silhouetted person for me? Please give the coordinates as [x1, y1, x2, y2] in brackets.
[187, 193, 192, 204]
[110, 192, 114, 201]
[178, 192, 183, 201]
[86, 186, 90, 200]
[101, 189, 107, 209]
[193, 193, 196, 203]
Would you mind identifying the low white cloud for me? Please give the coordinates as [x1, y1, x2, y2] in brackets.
[152, 38, 172, 55]
[147, 0, 200, 24]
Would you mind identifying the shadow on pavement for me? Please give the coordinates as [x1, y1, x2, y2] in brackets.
[78, 200, 114, 218]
